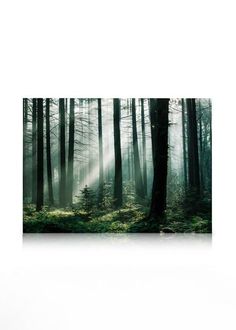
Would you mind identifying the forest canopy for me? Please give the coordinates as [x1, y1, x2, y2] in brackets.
[23, 98, 212, 233]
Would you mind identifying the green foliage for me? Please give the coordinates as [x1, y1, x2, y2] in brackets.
[79, 185, 95, 212]
[23, 194, 211, 233]
[98, 181, 115, 210]
[72, 185, 96, 219]
[123, 180, 135, 204]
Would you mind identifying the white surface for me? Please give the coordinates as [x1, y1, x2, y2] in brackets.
[0, 0, 236, 329]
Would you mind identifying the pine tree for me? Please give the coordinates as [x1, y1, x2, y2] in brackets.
[149, 99, 169, 220]
[36, 98, 44, 211]
[113, 98, 122, 208]
[131, 98, 144, 199]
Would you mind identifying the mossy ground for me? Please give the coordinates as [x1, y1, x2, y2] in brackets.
[23, 203, 211, 233]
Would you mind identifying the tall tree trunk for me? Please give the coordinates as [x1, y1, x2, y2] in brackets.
[208, 99, 212, 192]
[113, 98, 122, 208]
[36, 98, 44, 211]
[126, 99, 131, 181]
[88, 99, 92, 186]
[127, 145, 131, 181]
[23, 98, 28, 200]
[141, 98, 147, 196]
[46, 98, 54, 205]
[186, 98, 200, 194]
[149, 99, 156, 164]
[149, 99, 169, 220]
[198, 99, 204, 191]
[67, 98, 75, 205]
[59, 98, 66, 207]
[181, 99, 188, 191]
[98, 98, 104, 203]
[32, 98, 37, 204]
[131, 98, 144, 199]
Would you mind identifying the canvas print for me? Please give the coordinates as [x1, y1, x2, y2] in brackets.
[23, 98, 212, 233]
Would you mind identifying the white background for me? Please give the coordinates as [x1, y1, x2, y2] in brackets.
[0, 0, 236, 329]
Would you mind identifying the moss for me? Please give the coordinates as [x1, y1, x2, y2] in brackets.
[23, 203, 211, 233]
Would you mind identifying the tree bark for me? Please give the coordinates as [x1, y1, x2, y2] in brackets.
[186, 98, 200, 194]
[46, 98, 54, 205]
[36, 98, 44, 211]
[149, 99, 169, 220]
[32, 98, 37, 204]
[198, 99, 204, 191]
[181, 99, 188, 191]
[98, 98, 104, 203]
[23, 98, 29, 200]
[141, 98, 147, 196]
[131, 98, 144, 199]
[67, 98, 75, 205]
[59, 98, 66, 207]
[113, 98, 122, 208]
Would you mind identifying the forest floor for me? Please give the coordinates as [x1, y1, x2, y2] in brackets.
[23, 201, 211, 233]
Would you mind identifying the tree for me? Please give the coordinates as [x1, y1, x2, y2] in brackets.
[59, 98, 66, 207]
[131, 98, 144, 199]
[181, 99, 188, 191]
[198, 99, 204, 191]
[149, 99, 169, 220]
[36, 98, 44, 211]
[113, 98, 122, 207]
[46, 98, 54, 205]
[32, 98, 37, 204]
[141, 98, 147, 196]
[186, 98, 200, 194]
[98, 98, 104, 203]
[67, 98, 75, 205]
[87, 99, 92, 185]
[23, 98, 28, 199]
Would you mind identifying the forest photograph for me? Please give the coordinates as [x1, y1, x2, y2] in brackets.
[23, 98, 212, 233]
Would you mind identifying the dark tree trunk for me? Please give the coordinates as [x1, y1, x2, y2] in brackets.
[88, 99, 92, 185]
[113, 98, 122, 208]
[67, 98, 75, 205]
[186, 98, 200, 194]
[149, 99, 169, 220]
[198, 99, 204, 191]
[36, 98, 44, 211]
[127, 145, 131, 181]
[23, 98, 28, 199]
[32, 98, 37, 204]
[131, 98, 144, 199]
[59, 98, 66, 207]
[149, 99, 156, 164]
[46, 98, 54, 205]
[98, 98, 104, 203]
[181, 99, 188, 191]
[141, 98, 147, 196]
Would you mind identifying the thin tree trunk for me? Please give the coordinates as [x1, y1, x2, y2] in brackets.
[141, 98, 147, 196]
[32, 98, 37, 204]
[98, 98, 104, 203]
[186, 98, 200, 194]
[198, 99, 204, 191]
[23, 98, 28, 200]
[149, 99, 169, 220]
[88, 99, 92, 185]
[46, 98, 54, 205]
[67, 98, 75, 205]
[36, 98, 44, 211]
[181, 99, 188, 191]
[132, 98, 144, 199]
[113, 98, 122, 208]
[59, 98, 66, 207]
